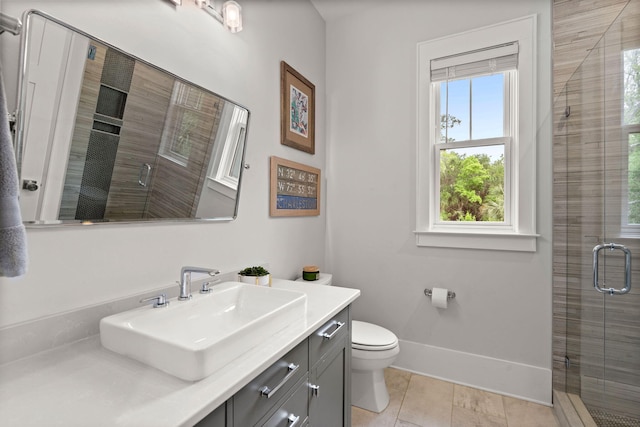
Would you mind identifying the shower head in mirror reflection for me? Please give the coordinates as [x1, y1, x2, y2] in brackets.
[14, 10, 250, 227]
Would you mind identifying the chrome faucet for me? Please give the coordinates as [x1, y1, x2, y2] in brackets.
[179, 266, 220, 300]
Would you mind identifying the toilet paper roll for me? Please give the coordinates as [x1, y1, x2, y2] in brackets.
[431, 287, 449, 309]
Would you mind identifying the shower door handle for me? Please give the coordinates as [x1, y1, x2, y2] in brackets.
[592, 243, 631, 295]
[138, 163, 151, 187]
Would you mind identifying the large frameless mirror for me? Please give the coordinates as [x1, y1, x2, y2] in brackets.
[15, 10, 249, 226]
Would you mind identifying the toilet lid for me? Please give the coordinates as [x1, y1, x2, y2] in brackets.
[352, 320, 398, 351]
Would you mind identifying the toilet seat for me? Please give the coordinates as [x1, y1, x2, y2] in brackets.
[352, 320, 398, 351]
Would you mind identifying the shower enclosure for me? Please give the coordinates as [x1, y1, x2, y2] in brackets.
[553, 1, 640, 425]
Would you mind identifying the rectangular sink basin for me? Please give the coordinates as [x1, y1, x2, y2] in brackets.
[100, 281, 307, 381]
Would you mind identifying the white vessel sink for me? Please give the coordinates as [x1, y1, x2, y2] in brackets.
[100, 281, 307, 381]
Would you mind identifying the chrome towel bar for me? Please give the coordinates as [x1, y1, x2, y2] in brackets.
[0, 12, 22, 36]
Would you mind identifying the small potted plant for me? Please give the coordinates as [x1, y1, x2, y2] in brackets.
[238, 266, 271, 286]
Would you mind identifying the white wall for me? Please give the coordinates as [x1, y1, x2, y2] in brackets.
[0, 0, 326, 327]
[323, 1, 553, 403]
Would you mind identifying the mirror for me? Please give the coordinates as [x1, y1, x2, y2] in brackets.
[15, 10, 249, 225]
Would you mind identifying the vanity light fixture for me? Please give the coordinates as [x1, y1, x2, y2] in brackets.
[195, 0, 243, 33]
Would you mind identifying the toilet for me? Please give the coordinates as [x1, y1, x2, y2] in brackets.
[295, 274, 400, 413]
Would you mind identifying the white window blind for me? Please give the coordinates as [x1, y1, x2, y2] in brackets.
[430, 42, 518, 82]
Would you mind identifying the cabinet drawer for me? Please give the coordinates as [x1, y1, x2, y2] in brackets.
[309, 307, 349, 367]
[260, 376, 309, 427]
[234, 339, 308, 427]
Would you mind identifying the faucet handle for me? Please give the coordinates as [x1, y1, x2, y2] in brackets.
[140, 293, 169, 308]
[200, 281, 213, 294]
[200, 277, 222, 294]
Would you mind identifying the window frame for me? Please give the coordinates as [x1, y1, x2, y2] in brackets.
[620, 47, 640, 236]
[416, 15, 538, 252]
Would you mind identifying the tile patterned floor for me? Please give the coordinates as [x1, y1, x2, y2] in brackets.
[352, 368, 559, 427]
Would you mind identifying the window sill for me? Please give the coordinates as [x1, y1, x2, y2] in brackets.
[619, 227, 640, 239]
[206, 177, 236, 199]
[159, 153, 187, 168]
[415, 230, 539, 252]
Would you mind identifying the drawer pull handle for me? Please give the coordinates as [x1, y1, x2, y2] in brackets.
[287, 414, 301, 426]
[259, 363, 299, 399]
[321, 321, 345, 340]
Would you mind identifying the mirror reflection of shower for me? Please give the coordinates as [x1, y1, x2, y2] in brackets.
[16, 11, 249, 225]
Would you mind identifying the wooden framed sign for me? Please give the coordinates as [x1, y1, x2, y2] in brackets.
[270, 156, 320, 217]
[280, 61, 315, 154]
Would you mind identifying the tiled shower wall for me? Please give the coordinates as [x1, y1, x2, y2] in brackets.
[552, 0, 630, 100]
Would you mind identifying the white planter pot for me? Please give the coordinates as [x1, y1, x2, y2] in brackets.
[238, 274, 271, 286]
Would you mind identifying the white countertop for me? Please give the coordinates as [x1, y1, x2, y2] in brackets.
[0, 279, 360, 427]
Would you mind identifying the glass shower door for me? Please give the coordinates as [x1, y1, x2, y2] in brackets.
[563, 1, 640, 424]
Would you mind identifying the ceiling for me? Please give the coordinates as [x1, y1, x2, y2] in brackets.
[309, 0, 381, 21]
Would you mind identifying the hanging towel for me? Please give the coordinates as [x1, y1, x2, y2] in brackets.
[0, 59, 27, 277]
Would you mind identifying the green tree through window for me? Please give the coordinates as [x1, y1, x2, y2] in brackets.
[439, 114, 505, 222]
[624, 48, 640, 225]
[439, 148, 504, 222]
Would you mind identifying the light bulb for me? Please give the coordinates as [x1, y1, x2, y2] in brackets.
[222, 1, 242, 33]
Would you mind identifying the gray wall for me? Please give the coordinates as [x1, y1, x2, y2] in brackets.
[323, 0, 553, 404]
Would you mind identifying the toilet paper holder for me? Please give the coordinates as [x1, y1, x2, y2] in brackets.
[424, 288, 456, 300]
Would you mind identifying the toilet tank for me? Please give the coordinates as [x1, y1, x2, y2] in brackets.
[296, 273, 332, 286]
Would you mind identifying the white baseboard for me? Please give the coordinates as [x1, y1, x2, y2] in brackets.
[393, 339, 552, 406]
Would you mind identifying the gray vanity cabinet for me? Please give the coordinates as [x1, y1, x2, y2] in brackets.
[308, 306, 351, 427]
[195, 306, 351, 427]
[197, 402, 227, 426]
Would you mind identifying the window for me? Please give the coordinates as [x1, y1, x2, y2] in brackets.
[160, 81, 205, 166]
[206, 105, 248, 198]
[434, 44, 516, 223]
[622, 48, 640, 234]
[416, 16, 537, 251]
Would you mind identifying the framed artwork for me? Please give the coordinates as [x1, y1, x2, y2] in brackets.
[270, 156, 320, 217]
[280, 61, 315, 154]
